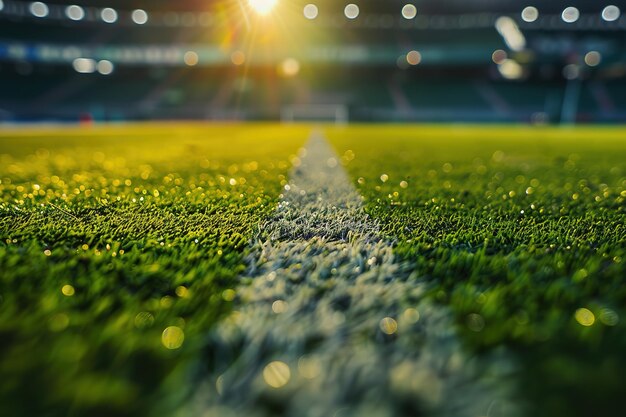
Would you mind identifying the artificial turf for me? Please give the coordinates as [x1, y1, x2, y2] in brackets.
[0, 123, 307, 416]
[326, 125, 626, 417]
[0, 123, 624, 417]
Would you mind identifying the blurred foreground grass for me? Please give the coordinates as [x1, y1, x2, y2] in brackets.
[0, 123, 307, 416]
[327, 125, 626, 417]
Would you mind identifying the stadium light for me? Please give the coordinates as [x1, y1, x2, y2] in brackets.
[402, 4, 417, 20]
[73, 58, 96, 74]
[132, 9, 148, 25]
[29, 2, 49, 18]
[584, 51, 601, 67]
[65, 5, 85, 21]
[101, 8, 118, 23]
[248, 0, 278, 16]
[492, 49, 507, 64]
[602, 5, 621, 22]
[0, 1, 4, 12]
[344, 4, 359, 19]
[184, 51, 199, 66]
[303, 4, 318, 20]
[97, 60, 114, 75]
[521, 6, 539, 23]
[406, 50, 421, 65]
[562, 7, 579, 23]
[495, 17, 526, 52]
[498, 59, 523, 80]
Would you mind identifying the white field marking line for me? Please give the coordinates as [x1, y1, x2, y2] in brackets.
[185, 132, 519, 417]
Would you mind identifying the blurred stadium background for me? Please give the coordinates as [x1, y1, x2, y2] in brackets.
[1, 0, 626, 123]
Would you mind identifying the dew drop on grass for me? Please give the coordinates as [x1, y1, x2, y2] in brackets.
[134, 312, 154, 329]
[263, 361, 291, 388]
[162, 326, 185, 349]
[272, 300, 287, 313]
[574, 308, 595, 327]
[298, 355, 321, 379]
[222, 289, 236, 301]
[599, 309, 619, 326]
[380, 317, 398, 335]
[176, 286, 190, 298]
[467, 313, 485, 332]
[61, 285, 75, 297]
[402, 308, 420, 324]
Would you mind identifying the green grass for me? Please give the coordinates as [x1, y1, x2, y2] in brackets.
[1, 123, 625, 417]
[326, 125, 626, 417]
[0, 123, 307, 416]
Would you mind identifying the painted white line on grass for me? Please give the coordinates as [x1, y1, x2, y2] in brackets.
[187, 132, 519, 417]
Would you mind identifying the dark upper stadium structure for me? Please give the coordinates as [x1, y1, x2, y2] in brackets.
[1, 0, 626, 123]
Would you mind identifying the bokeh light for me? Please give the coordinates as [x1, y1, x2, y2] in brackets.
[599, 308, 619, 326]
[406, 50, 422, 66]
[263, 361, 290, 388]
[61, 284, 75, 297]
[402, 4, 417, 20]
[29, 2, 49, 18]
[562, 7, 580, 23]
[101, 8, 118, 23]
[402, 308, 420, 324]
[271, 300, 288, 313]
[303, 4, 318, 20]
[184, 51, 199, 66]
[97, 60, 114, 75]
[521, 6, 539, 23]
[344, 4, 360, 20]
[574, 308, 595, 327]
[297, 355, 321, 379]
[231, 50, 246, 66]
[65, 5, 84, 21]
[602, 5, 621, 22]
[498, 59, 524, 80]
[380, 317, 398, 334]
[280, 58, 300, 77]
[161, 326, 185, 349]
[584, 51, 602, 67]
[72, 58, 96, 73]
[492, 49, 508, 64]
[495, 16, 526, 52]
[132, 9, 149, 25]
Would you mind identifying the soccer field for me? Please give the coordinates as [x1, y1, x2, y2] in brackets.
[1, 124, 624, 417]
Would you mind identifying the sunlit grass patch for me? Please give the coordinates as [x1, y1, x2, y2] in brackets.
[327, 124, 626, 417]
[0, 123, 307, 416]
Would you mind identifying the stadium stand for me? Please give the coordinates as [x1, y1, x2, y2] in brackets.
[1, 0, 626, 122]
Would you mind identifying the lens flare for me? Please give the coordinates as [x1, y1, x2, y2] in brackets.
[249, 0, 278, 15]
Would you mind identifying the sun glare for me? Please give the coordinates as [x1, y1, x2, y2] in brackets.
[248, 0, 278, 15]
